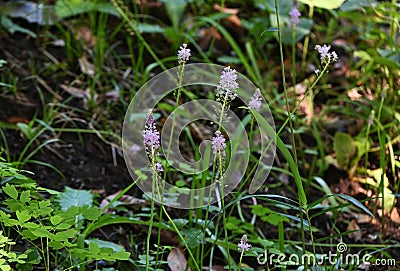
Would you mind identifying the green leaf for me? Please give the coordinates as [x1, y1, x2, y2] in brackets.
[108, 250, 130, 260]
[81, 206, 101, 221]
[32, 228, 54, 238]
[48, 241, 64, 250]
[23, 248, 42, 264]
[137, 23, 165, 33]
[160, 0, 187, 28]
[270, 14, 313, 44]
[37, 200, 53, 216]
[16, 123, 35, 140]
[298, 0, 345, 9]
[56, 186, 93, 211]
[19, 190, 30, 203]
[0, 16, 37, 38]
[50, 215, 63, 226]
[3, 184, 18, 199]
[55, 0, 120, 18]
[335, 194, 374, 217]
[261, 213, 289, 226]
[334, 132, 357, 170]
[88, 241, 100, 254]
[85, 239, 125, 252]
[16, 211, 31, 223]
[54, 229, 78, 241]
[340, 0, 378, 11]
[254, 0, 292, 13]
[251, 204, 271, 216]
[181, 228, 204, 249]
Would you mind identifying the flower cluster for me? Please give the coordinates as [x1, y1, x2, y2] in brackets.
[212, 131, 226, 157]
[289, 0, 301, 27]
[143, 114, 164, 173]
[143, 114, 160, 151]
[315, 44, 338, 65]
[238, 235, 251, 252]
[177, 43, 191, 64]
[217, 66, 239, 103]
[249, 89, 262, 111]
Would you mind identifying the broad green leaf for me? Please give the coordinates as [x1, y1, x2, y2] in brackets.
[270, 14, 313, 44]
[56, 186, 93, 211]
[161, 0, 187, 28]
[85, 238, 126, 252]
[340, 0, 378, 11]
[334, 132, 357, 170]
[3, 184, 18, 199]
[137, 23, 165, 33]
[298, 0, 345, 9]
[55, 0, 120, 18]
[254, 0, 292, 13]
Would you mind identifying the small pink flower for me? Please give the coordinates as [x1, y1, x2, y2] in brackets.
[212, 131, 226, 157]
[177, 43, 191, 64]
[249, 89, 262, 111]
[315, 44, 338, 64]
[238, 235, 251, 252]
[217, 66, 239, 102]
[289, 1, 301, 27]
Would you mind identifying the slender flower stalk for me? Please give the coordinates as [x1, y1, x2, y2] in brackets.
[143, 113, 162, 271]
[238, 235, 251, 267]
[214, 66, 239, 271]
[176, 43, 191, 103]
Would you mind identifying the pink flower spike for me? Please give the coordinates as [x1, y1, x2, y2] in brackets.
[212, 131, 226, 157]
[289, 1, 301, 27]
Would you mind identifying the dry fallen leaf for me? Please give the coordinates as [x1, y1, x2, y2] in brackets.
[78, 55, 95, 77]
[59, 84, 90, 99]
[167, 247, 190, 271]
[347, 219, 362, 242]
[213, 4, 242, 27]
[100, 190, 147, 212]
[76, 26, 97, 48]
[389, 207, 400, 224]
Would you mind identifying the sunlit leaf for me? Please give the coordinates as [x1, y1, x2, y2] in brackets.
[298, 0, 345, 9]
